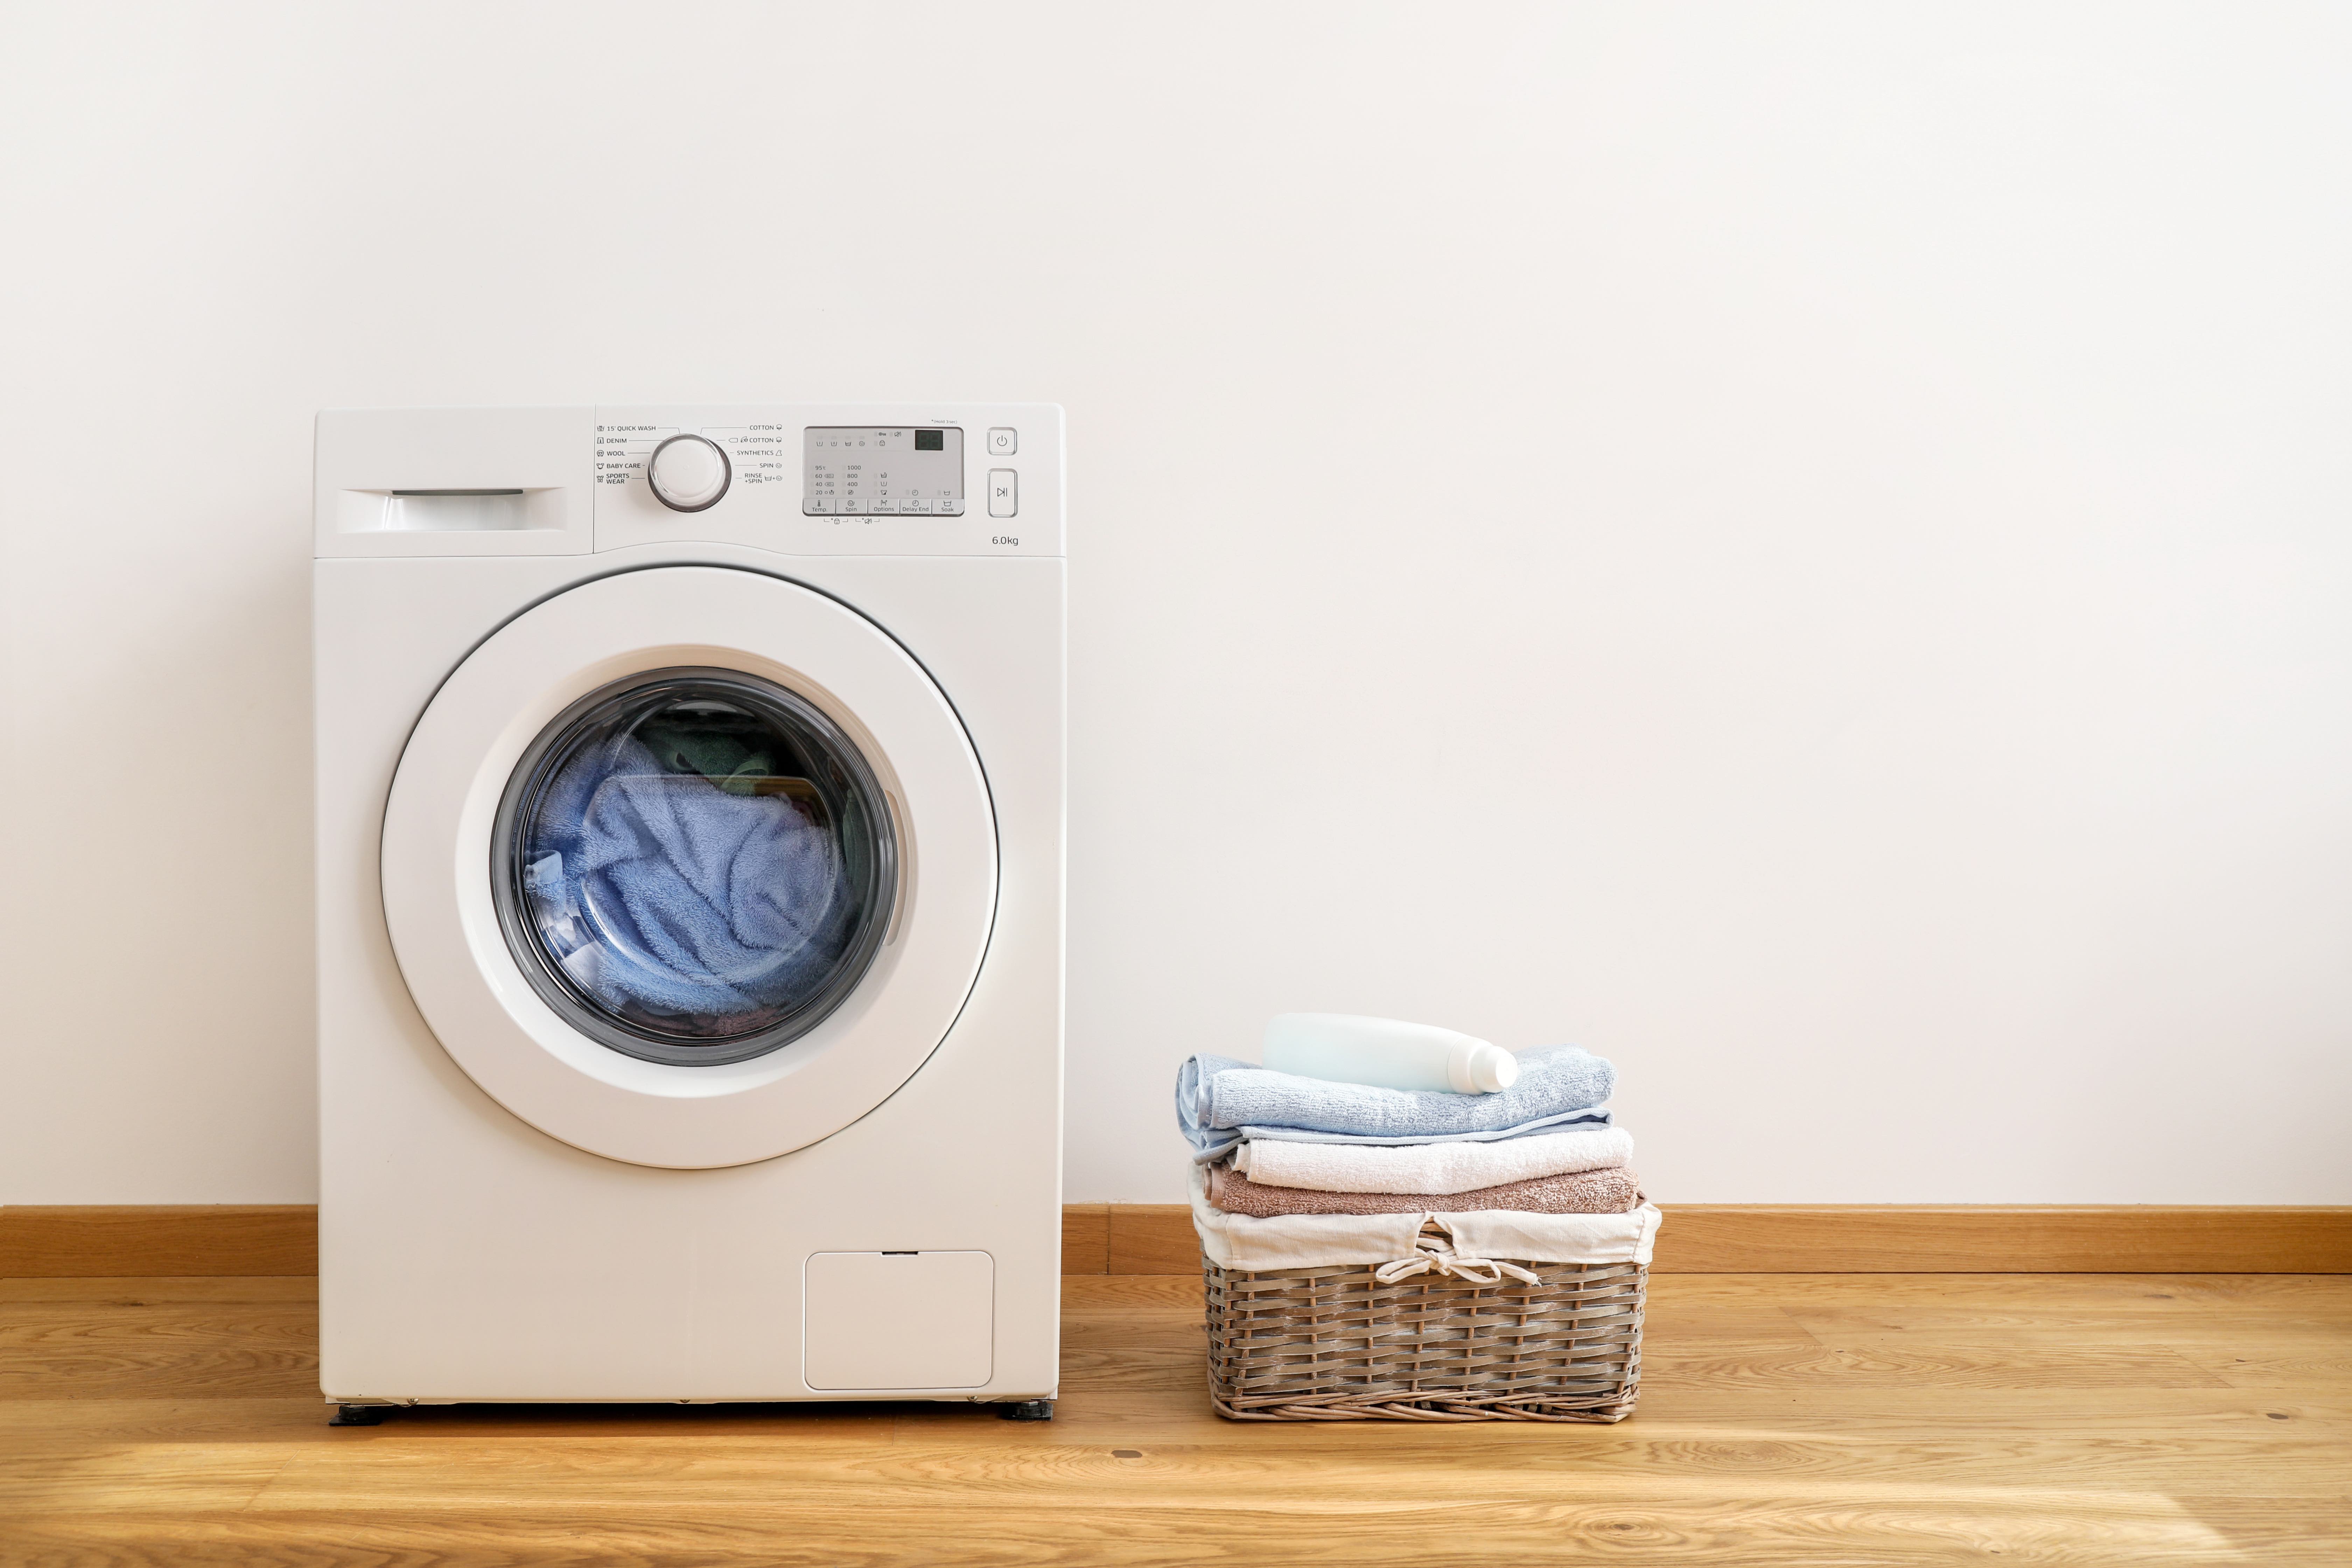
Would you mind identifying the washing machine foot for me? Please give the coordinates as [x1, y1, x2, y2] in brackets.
[329, 1404, 394, 1427]
[996, 1399, 1055, 1422]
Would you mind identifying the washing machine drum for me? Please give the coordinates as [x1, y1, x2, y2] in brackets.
[380, 567, 997, 1169]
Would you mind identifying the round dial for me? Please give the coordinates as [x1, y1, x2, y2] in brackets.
[647, 434, 731, 512]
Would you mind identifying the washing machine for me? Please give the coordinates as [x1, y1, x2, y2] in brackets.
[312, 405, 1064, 1418]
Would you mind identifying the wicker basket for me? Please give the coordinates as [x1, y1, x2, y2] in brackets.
[1202, 1251, 1647, 1422]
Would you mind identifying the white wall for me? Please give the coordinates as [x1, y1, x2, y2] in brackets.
[3, 2, 2347, 1205]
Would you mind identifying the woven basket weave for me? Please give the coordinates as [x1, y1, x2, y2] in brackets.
[1202, 1251, 1647, 1422]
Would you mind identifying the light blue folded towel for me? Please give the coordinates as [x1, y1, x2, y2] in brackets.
[1176, 1046, 1616, 1162]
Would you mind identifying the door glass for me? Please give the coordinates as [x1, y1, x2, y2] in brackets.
[492, 668, 896, 1066]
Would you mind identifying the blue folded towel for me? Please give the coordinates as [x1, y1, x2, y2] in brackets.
[527, 738, 853, 1024]
[1176, 1046, 1616, 1161]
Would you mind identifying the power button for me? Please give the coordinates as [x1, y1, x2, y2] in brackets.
[987, 428, 1017, 456]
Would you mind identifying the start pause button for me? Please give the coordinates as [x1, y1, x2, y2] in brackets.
[987, 469, 1017, 518]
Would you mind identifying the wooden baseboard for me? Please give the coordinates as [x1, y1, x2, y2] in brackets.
[0, 1206, 318, 1277]
[1070, 1203, 2352, 1274]
[5, 1203, 2346, 1278]
[1645, 1205, 2352, 1273]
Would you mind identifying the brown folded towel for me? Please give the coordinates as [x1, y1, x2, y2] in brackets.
[1206, 1161, 1643, 1218]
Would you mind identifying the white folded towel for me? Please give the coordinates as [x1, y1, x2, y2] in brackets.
[1231, 1125, 1633, 1195]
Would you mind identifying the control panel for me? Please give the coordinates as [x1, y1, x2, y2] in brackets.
[804, 427, 964, 515]
[591, 404, 1061, 558]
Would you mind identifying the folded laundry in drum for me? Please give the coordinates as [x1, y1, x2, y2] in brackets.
[1207, 1161, 1644, 1218]
[1231, 1124, 1633, 1195]
[1175, 1046, 1616, 1161]
[524, 737, 856, 1022]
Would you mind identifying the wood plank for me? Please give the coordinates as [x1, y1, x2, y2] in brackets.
[0, 1206, 315, 1278]
[20, 1388, 2337, 1448]
[1756, 1270, 2352, 1317]
[210, 1431, 2352, 1502]
[6, 1203, 2349, 1279]
[1059, 1203, 1109, 1275]
[1060, 1276, 1198, 1310]
[2162, 1330, 2352, 1392]
[1638, 1338, 2235, 1391]
[0, 1514, 2271, 1568]
[1, 1494, 2339, 1568]
[0, 1299, 321, 1401]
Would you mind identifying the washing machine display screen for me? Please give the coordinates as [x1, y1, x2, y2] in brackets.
[491, 670, 898, 1067]
[804, 426, 964, 516]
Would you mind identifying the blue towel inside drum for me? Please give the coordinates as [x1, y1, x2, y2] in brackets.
[530, 737, 852, 1023]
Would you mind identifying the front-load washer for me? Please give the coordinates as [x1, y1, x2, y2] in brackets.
[313, 405, 1064, 1414]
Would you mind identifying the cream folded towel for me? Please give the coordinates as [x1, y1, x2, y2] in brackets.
[1231, 1125, 1633, 1194]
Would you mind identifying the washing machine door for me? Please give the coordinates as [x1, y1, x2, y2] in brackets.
[380, 566, 996, 1168]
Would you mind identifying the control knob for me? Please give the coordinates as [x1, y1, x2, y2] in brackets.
[647, 434, 730, 512]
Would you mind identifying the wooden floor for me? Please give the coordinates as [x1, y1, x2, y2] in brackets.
[1, 1273, 2346, 1566]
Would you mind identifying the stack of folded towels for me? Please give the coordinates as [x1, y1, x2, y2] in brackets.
[1176, 1044, 1637, 1222]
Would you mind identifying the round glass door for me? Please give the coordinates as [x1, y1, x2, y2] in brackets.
[490, 667, 897, 1066]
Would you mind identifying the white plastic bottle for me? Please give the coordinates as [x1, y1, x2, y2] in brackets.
[1261, 1014, 1520, 1095]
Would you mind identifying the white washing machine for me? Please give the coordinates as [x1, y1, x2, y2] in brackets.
[312, 405, 1063, 1419]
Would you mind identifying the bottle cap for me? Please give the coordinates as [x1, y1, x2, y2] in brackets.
[1448, 1041, 1519, 1094]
